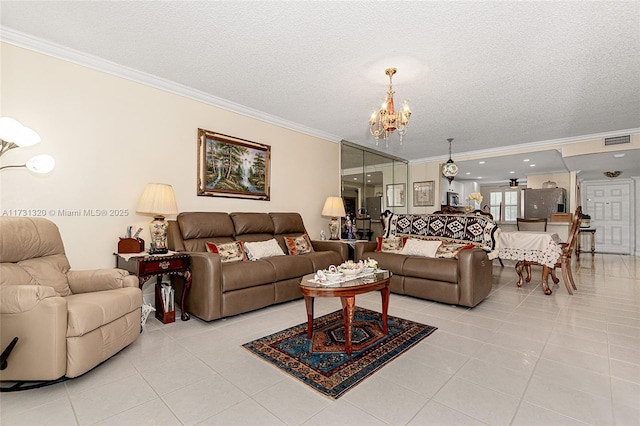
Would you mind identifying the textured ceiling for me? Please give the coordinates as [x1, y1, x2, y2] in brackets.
[1, 1, 639, 180]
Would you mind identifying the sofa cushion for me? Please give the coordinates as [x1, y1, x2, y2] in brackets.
[400, 238, 441, 258]
[221, 260, 276, 292]
[264, 255, 314, 281]
[244, 239, 286, 260]
[403, 257, 458, 283]
[436, 242, 477, 259]
[270, 212, 307, 234]
[302, 251, 344, 272]
[18, 255, 72, 297]
[65, 287, 141, 337]
[206, 241, 248, 263]
[284, 234, 314, 255]
[231, 212, 275, 235]
[376, 236, 404, 253]
[177, 212, 235, 240]
[0, 217, 65, 263]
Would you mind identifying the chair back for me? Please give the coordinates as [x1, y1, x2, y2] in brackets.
[563, 206, 583, 254]
[517, 218, 548, 232]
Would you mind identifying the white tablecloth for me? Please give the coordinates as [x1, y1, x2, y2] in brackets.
[497, 231, 562, 268]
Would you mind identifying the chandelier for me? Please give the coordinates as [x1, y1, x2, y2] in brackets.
[369, 68, 411, 147]
[442, 138, 458, 183]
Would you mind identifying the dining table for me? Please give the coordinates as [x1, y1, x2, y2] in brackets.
[497, 231, 563, 295]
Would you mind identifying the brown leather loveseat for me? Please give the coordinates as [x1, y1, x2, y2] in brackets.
[355, 212, 498, 307]
[168, 212, 347, 321]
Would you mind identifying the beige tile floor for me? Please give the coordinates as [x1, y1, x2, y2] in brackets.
[1, 254, 639, 425]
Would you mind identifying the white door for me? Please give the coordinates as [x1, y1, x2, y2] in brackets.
[582, 180, 633, 254]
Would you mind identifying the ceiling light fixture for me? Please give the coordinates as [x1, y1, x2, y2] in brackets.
[369, 68, 411, 147]
[509, 178, 519, 188]
[442, 138, 458, 184]
[604, 171, 621, 178]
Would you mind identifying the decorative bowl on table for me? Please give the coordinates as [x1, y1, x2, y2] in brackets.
[341, 268, 359, 277]
[361, 267, 375, 274]
[324, 271, 343, 282]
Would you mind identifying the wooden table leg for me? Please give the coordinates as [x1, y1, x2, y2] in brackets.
[380, 286, 390, 334]
[541, 266, 552, 295]
[178, 271, 192, 321]
[515, 261, 525, 287]
[304, 296, 314, 339]
[341, 296, 356, 356]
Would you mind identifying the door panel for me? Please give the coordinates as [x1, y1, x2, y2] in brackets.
[583, 180, 632, 254]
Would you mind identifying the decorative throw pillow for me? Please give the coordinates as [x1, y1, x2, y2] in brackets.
[435, 242, 477, 259]
[284, 234, 314, 255]
[244, 239, 286, 261]
[376, 236, 404, 253]
[205, 241, 248, 263]
[400, 238, 442, 258]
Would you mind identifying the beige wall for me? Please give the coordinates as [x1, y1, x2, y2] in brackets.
[0, 44, 340, 269]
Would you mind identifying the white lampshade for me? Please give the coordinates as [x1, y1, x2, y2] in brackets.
[136, 183, 178, 217]
[25, 154, 55, 173]
[0, 117, 41, 147]
[321, 196, 346, 218]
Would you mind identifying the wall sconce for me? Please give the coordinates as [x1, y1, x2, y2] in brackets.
[0, 117, 55, 173]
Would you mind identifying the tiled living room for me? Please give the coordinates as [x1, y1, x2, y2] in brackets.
[1, 255, 639, 425]
[1, 2, 640, 426]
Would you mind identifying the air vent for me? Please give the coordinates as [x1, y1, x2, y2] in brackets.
[604, 135, 630, 146]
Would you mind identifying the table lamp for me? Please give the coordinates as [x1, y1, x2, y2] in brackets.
[321, 196, 346, 240]
[136, 183, 178, 254]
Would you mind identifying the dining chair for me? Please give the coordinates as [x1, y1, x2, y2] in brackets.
[548, 206, 582, 294]
[516, 217, 548, 232]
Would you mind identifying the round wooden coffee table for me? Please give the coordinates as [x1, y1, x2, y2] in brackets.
[298, 270, 391, 356]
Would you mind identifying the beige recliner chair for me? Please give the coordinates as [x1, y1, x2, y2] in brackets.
[0, 217, 142, 387]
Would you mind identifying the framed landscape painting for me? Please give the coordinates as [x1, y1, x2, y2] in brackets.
[197, 129, 271, 200]
[413, 180, 435, 206]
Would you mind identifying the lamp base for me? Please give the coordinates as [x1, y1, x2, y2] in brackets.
[328, 217, 340, 240]
[149, 216, 169, 253]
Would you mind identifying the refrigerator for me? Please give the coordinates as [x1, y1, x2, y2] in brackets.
[523, 188, 566, 219]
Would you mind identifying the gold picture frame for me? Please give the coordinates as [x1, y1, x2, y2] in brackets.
[413, 181, 435, 207]
[197, 129, 271, 200]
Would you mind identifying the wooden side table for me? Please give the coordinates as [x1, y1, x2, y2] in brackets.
[577, 228, 596, 257]
[115, 252, 192, 321]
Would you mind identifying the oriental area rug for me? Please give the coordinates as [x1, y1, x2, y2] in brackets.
[242, 307, 437, 399]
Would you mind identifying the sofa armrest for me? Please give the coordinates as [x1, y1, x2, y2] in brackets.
[311, 240, 348, 262]
[354, 241, 378, 262]
[171, 251, 223, 321]
[0, 286, 67, 381]
[0, 285, 59, 314]
[457, 248, 493, 307]
[67, 269, 138, 294]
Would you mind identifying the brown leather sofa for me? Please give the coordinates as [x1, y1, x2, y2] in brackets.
[0, 217, 142, 383]
[167, 212, 347, 321]
[355, 242, 492, 307]
[354, 212, 497, 307]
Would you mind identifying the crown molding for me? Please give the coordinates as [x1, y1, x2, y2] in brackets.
[410, 128, 640, 165]
[0, 27, 342, 143]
